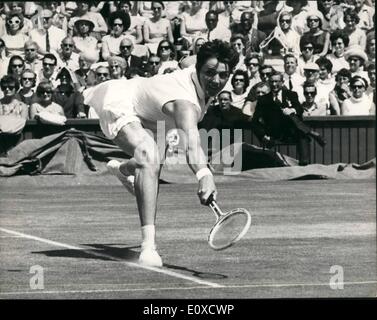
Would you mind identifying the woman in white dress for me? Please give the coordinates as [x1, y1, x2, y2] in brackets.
[341, 76, 374, 115]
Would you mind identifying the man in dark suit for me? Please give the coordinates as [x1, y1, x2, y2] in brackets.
[118, 38, 143, 71]
[251, 71, 326, 165]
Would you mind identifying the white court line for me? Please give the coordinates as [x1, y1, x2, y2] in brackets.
[0, 227, 222, 288]
[1, 281, 376, 296]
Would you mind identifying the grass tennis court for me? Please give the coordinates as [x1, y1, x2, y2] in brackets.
[0, 179, 376, 299]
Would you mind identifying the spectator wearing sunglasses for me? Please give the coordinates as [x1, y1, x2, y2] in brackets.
[146, 54, 161, 77]
[101, 11, 131, 61]
[229, 69, 250, 110]
[345, 45, 369, 81]
[72, 18, 99, 62]
[297, 37, 320, 77]
[341, 76, 374, 115]
[23, 40, 43, 75]
[2, 11, 29, 57]
[18, 69, 37, 107]
[7, 55, 25, 83]
[230, 34, 246, 72]
[37, 53, 59, 88]
[118, 38, 143, 72]
[302, 81, 327, 116]
[108, 56, 127, 80]
[57, 37, 80, 73]
[0, 75, 28, 119]
[244, 52, 262, 88]
[156, 40, 178, 74]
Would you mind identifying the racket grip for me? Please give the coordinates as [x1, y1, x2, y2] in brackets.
[206, 193, 216, 206]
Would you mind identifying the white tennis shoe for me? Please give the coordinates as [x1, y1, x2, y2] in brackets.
[107, 160, 135, 196]
[139, 246, 163, 267]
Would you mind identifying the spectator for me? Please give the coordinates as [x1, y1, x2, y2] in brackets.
[229, 69, 250, 110]
[2, 11, 29, 57]
[302, 81, 327, 116]
[146, 54, 161, 77]
[302, 10, 330, 57]
[72, 18, 99, 61]
[74, 52, 97, 90]
[317, 0, 344, 32]
[57, 37, 80, 73]
[232, 11, 266, 54]
[56, 67, 79, 90]
[180, 1, 208, 46]
[37, 53, 59, 88]
[259, 65, 275, 84]
[178, 36, 205, 69]
[342, 9, 367, 50]
[118, 37, 143, 71]
[327, 30, 350, 75]
[342, 76, 374, 115]
[328, 68, 352, 115]
[230, 34, 246, 72]
[18, 68, 37, 106]
[69, 1, 108, 39]
[287, 0, 312, 36]
[108, 56, 127, 79]
[366, 63, 375, 103]
[345, 45, 369, 80]
[0, 75, 28, 119]
[5, 2, 33, 35]
[205, 10, 231, 42]
[30, 80, 65, 122]
[117, 1, 144, 44]
[283, 54, 305, 102]
[354, 0, 374, 31]
[156, 40, 178, 74]
[366, 31, 375, 64]
[101, 11, 131, 61]
[143, 1, 174, 54]
[243, 81, 271, 117]
[244, 52, 262, 87]
[95, 66, 110, 84]
[257, 1, 280, 37]
[45, 1, 68, 34]
[23, 40, 43, 75]
[53, 83, 86, 119]
[316, 56, 336, 108]
[29, 9, 66, 56]
[7, 55, 25, 83]
[303, 62, 320, 84]
[217, 1, 243, 30]
[0, 38, 9, 79]
[298, 36, 320, 76]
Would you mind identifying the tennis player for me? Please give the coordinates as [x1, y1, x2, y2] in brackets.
[83, 40, 238, 267]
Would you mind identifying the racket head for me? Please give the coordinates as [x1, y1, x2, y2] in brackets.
[208, 207, 251, 250]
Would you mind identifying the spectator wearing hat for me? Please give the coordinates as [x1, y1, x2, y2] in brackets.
[118, 38, 143, 72]
[23, 40, 43, 75]
[72, 18, 99, 62]
[69, 1, 108, 39]
[342, 9, 367, 50]
[108, 56, 127, 80]
[342, 76, 374, 115]
[29, 9, 66, 56]
[57, 37, 80, 73]
[326, 30, 350, 75]
[303, 62, 320, 85]
[232, 11, 266, 54]
[74, 52, 97, 91]
[302, 10, 330, 57]
[101, 11, 131, 61]
[2, 11, 30, 57]
[297, 36, 320, 77]
[345, 45, 369, 80]
[328, 68, 352, 115]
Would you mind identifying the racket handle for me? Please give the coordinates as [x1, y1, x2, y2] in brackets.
[206, 193, 216, 206]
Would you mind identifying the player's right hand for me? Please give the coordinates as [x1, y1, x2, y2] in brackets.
[197, 175, 217, 206]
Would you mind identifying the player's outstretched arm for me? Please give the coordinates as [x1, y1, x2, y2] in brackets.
[167, 100, 217, 205]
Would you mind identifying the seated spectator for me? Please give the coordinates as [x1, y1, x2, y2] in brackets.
[302, 81, 327, 116]
[95, 66, 110, 84]
[0, 38, 9, 80]
[317, 0, 345, 32]
[69, 1, 108, 39]
[37, 53, 60, 88]
[345, 45, 369, 80]
[178, 36, 206, 69]
[216, 1, 243, 30]
[2, 11, 29, 57]
[244, 53, 262, 87]
[199, 90, 250, 130]
[342, 9, 367, 50]
[74, 52, 97, 91]
[232, 11, 266, 54]
[205, 10, 231, 42]
[5, 1, 33, 35]
[143, 1, 174, 54]
[53, 83, 86, 119]
[156, 40, 178, 74]
[44, 1, 68, 34]
[117, 1, 144, 44]
[101, 11, 131, 61]
[7, 55, 25, 83]
[287, 0, 312, 36]
[30, 80, 66, 124]
[18, 69, 37, 106]
[316, 56, 336, 103]
[29, 9, 66, 56]
[342, 76, 374, 115]
[118, 38, 144, 77]
[366, 31, 375, 64]
[283, 54, 305, 102]
[180, 1, 208, 46]
[327, 30, 350, 75]
[302, 10, 330, 57]
[229, 69, 250, 110]
[366, 63, 375, 103]
[329, 68, 352, 115]
[23, 40, 43, 75]
[72, 18, 99, 62]
[259, 64, 275, 84]
[146, 54, 161, 77]
[108, 56, 127, 80]
[243, 81, 271, 117]
[354, 0, 374, 31]
[57, 37, 80, 73]
[230, 34, 247, 72]
[297, 36, 320, 76]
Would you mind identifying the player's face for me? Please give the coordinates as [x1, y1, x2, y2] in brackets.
[199, 57, 230, 98]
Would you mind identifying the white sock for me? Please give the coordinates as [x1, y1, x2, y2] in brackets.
[141, 225, 156, 249]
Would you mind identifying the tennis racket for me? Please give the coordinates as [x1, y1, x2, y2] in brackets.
[207, 194, 252, 250]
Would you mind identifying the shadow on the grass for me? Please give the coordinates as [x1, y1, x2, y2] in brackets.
[32, 243, 140, 262]
[163, 263, 228, 280]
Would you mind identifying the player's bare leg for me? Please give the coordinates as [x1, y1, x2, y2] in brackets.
[112, 122, 163, 267]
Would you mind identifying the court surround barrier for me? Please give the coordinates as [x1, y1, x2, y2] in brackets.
[21, 116, 375, 165]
